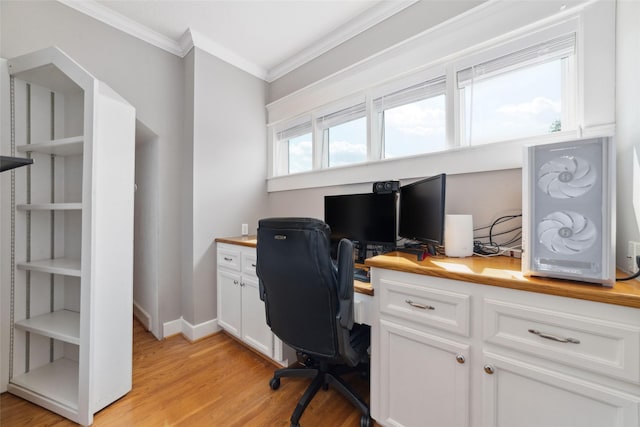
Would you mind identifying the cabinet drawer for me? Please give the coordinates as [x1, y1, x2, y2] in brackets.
[242, 253, 257, 277]
[218, 247, 241, 271]
[484, 298, 640, 383]
[379, 277, 470, 336]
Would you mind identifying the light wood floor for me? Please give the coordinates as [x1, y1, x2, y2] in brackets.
[1, 320, 372, 426]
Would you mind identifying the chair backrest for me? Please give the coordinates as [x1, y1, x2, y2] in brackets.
[256, 218, 355, 362]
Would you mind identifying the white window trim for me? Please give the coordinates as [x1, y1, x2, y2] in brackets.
[266, 0, 615, 192]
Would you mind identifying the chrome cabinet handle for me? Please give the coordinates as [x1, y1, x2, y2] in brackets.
[405, 299, 435, 310]
[484, 365, 495, 375]
[224, 257, 233, 262]
[456, 354, 465, 364]
[528, 329, 580, 344]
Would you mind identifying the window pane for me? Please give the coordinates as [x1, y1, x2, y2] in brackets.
[327, 117, 367, 167]
[383, 94, 446, 158]
[288, 133, 312, 174]
[463, 59, 564, 145]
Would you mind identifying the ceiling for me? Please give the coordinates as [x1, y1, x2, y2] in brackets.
[59, 0, 416, 82]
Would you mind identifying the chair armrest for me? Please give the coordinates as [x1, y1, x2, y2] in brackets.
[336, 238, 355, 329]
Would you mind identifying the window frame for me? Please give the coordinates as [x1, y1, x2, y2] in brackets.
[265, 3, 615, 192]
[455, 32, 577, 147]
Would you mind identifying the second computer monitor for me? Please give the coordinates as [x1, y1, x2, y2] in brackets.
[398, 173, 446, 246]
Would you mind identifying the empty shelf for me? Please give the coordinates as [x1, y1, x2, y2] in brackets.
[17, 258, 81, 277]
[15, 310, 80, 345]
[9, 358, 79, 412]
[16, 136, 83, 156]
[17, 203, 82, 211]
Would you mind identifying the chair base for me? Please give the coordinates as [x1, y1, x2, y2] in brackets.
[270, 361, 371, 427]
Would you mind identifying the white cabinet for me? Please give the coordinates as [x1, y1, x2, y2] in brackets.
[4, 47, 135, 426]
[370, 268, 640, 427]
[482, 353, 639, 427]
[216, 242, 295, 365]
[373, 272, 470, 427]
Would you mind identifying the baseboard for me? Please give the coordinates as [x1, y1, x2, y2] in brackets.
[162, 317, 220, 341]
[132, 301, 152, 331]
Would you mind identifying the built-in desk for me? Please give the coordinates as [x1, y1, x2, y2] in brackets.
[365, 251, 640, 427]
[365, 251, 640, 308]
[216, 235, 374, 296]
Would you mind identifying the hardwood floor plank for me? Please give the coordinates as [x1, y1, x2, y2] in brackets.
[1, 320, 372, 426]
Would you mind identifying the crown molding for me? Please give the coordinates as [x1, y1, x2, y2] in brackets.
[266, 0, 419, 82]
[57, 0, 416, 82]
[57, 0, 183, 56]
[181, 29, 269, 80]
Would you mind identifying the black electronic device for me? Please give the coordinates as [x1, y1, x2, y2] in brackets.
[324, 192, 397, 262]
[1, 156, 33, 173]
[398, 174, 446, 249]
[372, 180, 399, 194]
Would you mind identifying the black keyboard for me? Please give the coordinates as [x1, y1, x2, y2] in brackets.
[354, 268, 370, 283]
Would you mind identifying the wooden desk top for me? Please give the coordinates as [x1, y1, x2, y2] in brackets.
[215, 235, 374, 296]
[365, 252, 640, 309]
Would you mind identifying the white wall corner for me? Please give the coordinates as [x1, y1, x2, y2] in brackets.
[178, 28, 195, 57]
[162, 316, 220, 341]
[180, 317, 220, 342]
[133, 300, 152, 332]
[162, 318, 183, 338]
[187, 28, 268, 81]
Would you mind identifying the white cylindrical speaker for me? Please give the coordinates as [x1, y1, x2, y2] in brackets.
[445, 214, 473, 257]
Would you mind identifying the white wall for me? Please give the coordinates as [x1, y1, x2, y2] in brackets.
[0, 0, 185, 329]
[615, 0, 640, 272]
[133, 121, 160, 338]
[267, 169, 523, 236]
[187, 47, 268, 326]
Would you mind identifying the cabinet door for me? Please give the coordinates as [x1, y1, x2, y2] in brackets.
[218, 270, 242, 337]
[482, 353, 640, 427]
[377, 319, 470, 427]
[241, 275, 273, 358]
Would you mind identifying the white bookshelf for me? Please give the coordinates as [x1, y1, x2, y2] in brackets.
[6, 47, 135, 426]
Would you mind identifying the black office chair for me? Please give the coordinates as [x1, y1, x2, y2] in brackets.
[256, 217, 371, 427]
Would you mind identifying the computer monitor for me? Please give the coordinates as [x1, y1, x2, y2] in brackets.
[398, 173, 446, 247]
[324, 192, 397, 260]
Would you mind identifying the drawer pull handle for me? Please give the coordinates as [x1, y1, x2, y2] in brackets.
[528, 329, 580, 344]
[405, 299, 435, 310]
[224, 257, 233, 262]
[233, 280, 239, 285]
[251, 263, 256, 268]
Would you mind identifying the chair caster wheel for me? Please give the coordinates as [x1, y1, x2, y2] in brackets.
[360, 415, 372, 427]
[269, 377, 280, 390]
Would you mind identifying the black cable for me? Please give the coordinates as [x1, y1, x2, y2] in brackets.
[489, 214, 522, 245]
[616, 255, 640, 281]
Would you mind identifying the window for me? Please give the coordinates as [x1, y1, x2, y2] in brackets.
[458, 34, 575, 145]
[318, 103, 367, 167]
[374, 76, 447, 158]
[276, 121, 312, 174]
